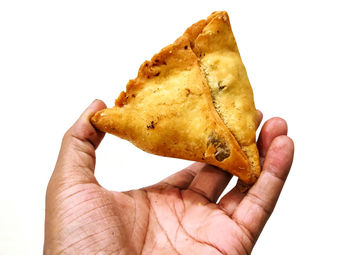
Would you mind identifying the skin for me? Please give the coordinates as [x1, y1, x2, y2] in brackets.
[45, 100, 294, 255]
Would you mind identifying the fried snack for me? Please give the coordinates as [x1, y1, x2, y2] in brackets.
[184, 11, 260, 180]
[91, 11, 260, 184]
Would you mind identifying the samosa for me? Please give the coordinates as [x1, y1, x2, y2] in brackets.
[91, 11, 260, 184]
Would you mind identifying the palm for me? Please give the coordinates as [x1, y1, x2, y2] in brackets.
[131, 183, 251, 254]
[45, 101, 294, 255]
[50, 176, 252, 254]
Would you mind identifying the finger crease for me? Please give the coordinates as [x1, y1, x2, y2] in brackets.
[71, 134, 97, 150]
[246, 192, 273, 216]
[264, 167, 288, 183]
[187, 186, 212, 202]
[70, 137, 96, 160]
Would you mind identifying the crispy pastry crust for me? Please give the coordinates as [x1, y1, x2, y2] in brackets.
[91, 11, 260, 184]
[184, 11, 261, 180]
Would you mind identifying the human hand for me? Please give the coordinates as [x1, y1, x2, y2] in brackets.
[45, 100, 294, 254]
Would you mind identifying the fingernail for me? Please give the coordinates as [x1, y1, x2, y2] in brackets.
[86, 99, 99, 110]
[91, 99, 100, 105]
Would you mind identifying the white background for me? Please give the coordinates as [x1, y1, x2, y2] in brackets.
[1, 0, 349, 254]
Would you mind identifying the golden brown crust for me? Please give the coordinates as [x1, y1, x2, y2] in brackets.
[91, 11, 260, 184]
[184, 11, 261, 179]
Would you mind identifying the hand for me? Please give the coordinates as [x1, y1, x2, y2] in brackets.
[45, 100, 294, 255]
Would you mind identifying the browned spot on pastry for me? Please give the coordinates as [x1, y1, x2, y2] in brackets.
[185, 88, 191, 96]
[147, 121, 156, 129]
[207, 133, 230, 161]
[155, 72, 160, 76]
[218, 81, 226, 90]
[184, 45, 188, 50]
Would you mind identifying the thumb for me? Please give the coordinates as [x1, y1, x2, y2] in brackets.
[50, 99, 107, 188]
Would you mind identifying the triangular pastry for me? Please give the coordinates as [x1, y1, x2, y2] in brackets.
[91, 11, 260, 184]
[184, 11, 261, 181]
